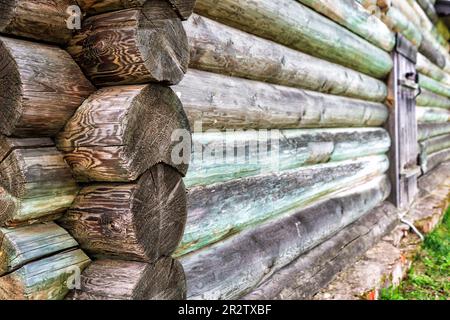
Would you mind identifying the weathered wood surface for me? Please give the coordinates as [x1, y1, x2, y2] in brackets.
[419, 133, 450, 156]
[0, 36, 95, 137]
[419, 73, 450, 98]
[57, 84, 190, 182]
[185, 14, 387, 103]
[173, 70, 389, 131]
[59, 164, 186, 262]
[417, 88, 450, 109]
[381, 6, 422, 47]
[0, 249, 90, 300]
[421, 147, 450, 174]
[176, 155, 389, 257]
[296, 0, 395, 51]
[0, 0, 75, 44]
[185, 128, 391, 188]
[417, 53, 450, 86]
[194, 0, 393, 79]
[68, 0, 189, 86]
[418, 123, 450, 141]
[77, 0, 196, 19]
[180, 175, 391, 300]
[419, 37, 446, 69]
[0, 223, 78, 276]
[416, 107, 450, 124]
[0, 146, 79, 227]
[416, 0, 439, 24]
[0, 136, 53, 163]
[243, 201, 398, 300]
[67, 258, 185, 300]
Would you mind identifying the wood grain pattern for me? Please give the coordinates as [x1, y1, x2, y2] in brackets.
[0, 222, 78, 275]
[0, 0, 75, 44]
[77, 0, 196, 20]
[297, 0, 395, 51]
[67, 258, 186, 300]
[68, 0, 189, 86]
[194, 0, 393, 79]
[176, 155, 389, 257]
[185, 14, 387, 102]
[57, 84, 190, 181]
[0, 249, 90, 300]
[243, 201, 398, 300]
[418, 123, 450, 141]
[0, 36, 95, 137]
[0, 146, 79, 227]
[173, 70, 389, 131]
[421, 147, 450, 174]
[185, 128, 391, 188]
[419, 133, 450, 156]
[180, 175, 391, 300]
[59, 164, 186, 262]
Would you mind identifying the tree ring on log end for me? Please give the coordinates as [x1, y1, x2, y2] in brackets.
[57, 84, 191, 182]
[59, 164, 187, 261]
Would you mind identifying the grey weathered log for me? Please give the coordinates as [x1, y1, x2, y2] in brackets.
[0, 0, 76, 44]
[0, 144, 79, 227]
[77, 0, 196, 19]
[381, 5, 422, 47]
[180, 175, 391, 300]
[417, 0, 438, 24]
[177, 155, 389, 256]
[57, 84, 190, 182]
[417, 53, 450, 86]
[421, 147, 450, 174]
[0, 36, 95, 137]
[59, 164, 186, 262]
[416, 106, 450, 124]
[67, 258, 186, 300]
[0, 222, 78, 276]
[185, 128, 391, 188]
[418, 123, 450, 141]
[67, 0, 189, 86]
[420, 73, 450, 98]
[173, 70, 389, 131]
[194, 0, 393, 79]
[243, 201, 398, 300]
[0, 249, 90, 300]
[419, 133, 450, 156]
[184, 14, 387, 102]
[417, 88, 450, 109]
[419, 37, 446, 69]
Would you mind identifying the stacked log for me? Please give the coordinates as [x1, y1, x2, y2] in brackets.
[0, 4, 98, 299]
[57, 0, 193, 300]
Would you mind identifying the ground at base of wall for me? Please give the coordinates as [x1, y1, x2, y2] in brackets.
[314, 170, 450, 300]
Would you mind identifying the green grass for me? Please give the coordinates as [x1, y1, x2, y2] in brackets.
[381, 206, 450, 300]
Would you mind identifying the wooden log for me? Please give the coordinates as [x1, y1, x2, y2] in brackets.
[392, 0, 422, 28]
[68, 258, 186, 300]
[419, 36, 446, 69]
[416, 0, 439, 24]
[0, 0, 76, 44]
[417, 53, 450, 86]
[0, 36, 95, 137]
[194, 0, 393, 79]
[180, 175, 391, 300]
[381, 6, 422, 47]
[0, 223, 78, 276]
[57, 84, 190, 182]
[77, 0, 196, 20]
[420, 73, 450, 98]
[243, 202, 398, 300]
[296, 0, 395, 51]
[185, 128, 391, 188]
[418, 123, 450, 141]
[173, 70, 389, 131]
[416, 106, 450, 124]
[0, 145, 79, 227]
[0, 136, 53, 163]
[419, 134, 450, 158]
[176, 155, 389, 257]
[59, 164, 186, 262]
[0, 249, 90, 300]
[421, 148, 450, 173]
[67, 0, 189, 86]
[417, 89, 450, 109]
[185, 14, 387, 102]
